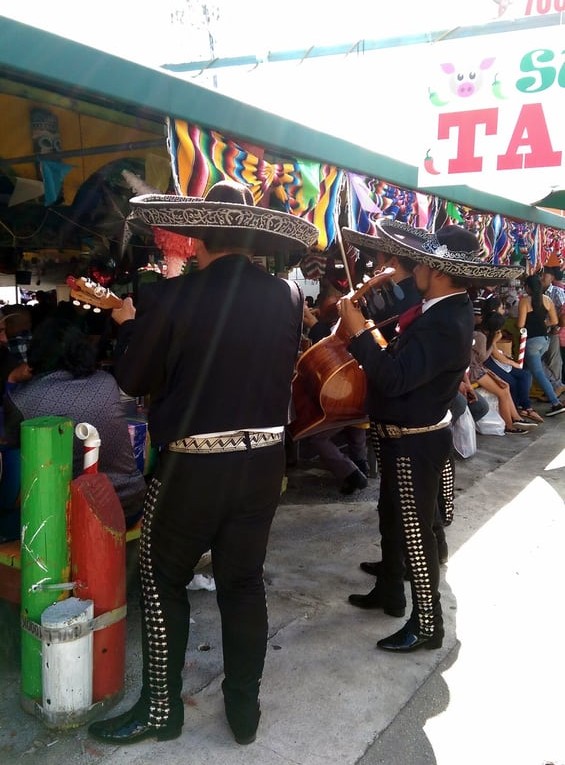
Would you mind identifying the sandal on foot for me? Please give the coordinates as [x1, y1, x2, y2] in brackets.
[512, 419, 538, 429]
[519, 408, 544, 424]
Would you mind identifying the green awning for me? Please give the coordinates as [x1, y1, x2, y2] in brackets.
[1, 16, 564, 230]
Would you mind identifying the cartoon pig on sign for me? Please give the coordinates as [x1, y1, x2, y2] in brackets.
[440, 57, 495, 98]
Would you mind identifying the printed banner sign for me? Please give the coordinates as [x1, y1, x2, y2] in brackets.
[417, 24, 565, 198]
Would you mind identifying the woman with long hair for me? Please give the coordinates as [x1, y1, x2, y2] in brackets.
[480, 307, 543, 423]
[469, 312, 536, 434]
[517, 274, 565, 417]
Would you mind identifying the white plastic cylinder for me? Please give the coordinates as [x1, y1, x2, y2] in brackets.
[41, 597, 93, 723]
[75, 422, 101, 474]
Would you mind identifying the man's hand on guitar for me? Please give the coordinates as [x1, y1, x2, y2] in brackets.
[112, 296, 136, 325]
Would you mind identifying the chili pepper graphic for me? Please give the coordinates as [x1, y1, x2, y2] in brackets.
[428, 87, 449, 107]
[424, 149, 441, 175]
[492, 74, 507, 99]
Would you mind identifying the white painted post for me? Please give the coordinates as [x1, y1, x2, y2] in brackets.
[41, 597, 93, 725]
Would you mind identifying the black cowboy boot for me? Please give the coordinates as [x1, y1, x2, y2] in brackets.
[222, 679, 261, 745]
[89, 600, 185, 745]
[348, 576, 406, 617]
[88, 697, 184, 745]
[377, 616, 444, 653]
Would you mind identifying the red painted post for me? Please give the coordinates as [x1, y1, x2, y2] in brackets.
[69, 471, 126, 705]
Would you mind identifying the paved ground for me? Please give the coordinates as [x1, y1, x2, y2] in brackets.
[0, 405, 563, 765]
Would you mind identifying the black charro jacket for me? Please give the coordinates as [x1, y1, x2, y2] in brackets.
[348, 292, 474, 429]
[114, 255, 303, 446]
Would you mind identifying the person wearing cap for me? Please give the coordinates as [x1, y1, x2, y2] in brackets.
[88, 181, 317, 746]
[338, 221, 523, 653]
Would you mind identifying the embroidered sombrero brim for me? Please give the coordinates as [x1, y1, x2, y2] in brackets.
[128, 194, 319, 253]
[343, 221, 524, 284]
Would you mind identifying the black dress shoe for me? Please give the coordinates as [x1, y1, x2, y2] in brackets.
[340, 468, 368, 495]
[377, 624, 443, 653]
[348, 586, 406, 617]
[224, 704, 260, 745]
[88, 703, 183, 745]
[233, 728, 258, 745]
[222, 681, 260, 746]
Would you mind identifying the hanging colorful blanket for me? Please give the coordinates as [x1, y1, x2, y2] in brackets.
[167, 119, 342, 250]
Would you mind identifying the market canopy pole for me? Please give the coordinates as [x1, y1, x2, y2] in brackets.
[20, 416, 73, 709]
[160, 14, 562, 74]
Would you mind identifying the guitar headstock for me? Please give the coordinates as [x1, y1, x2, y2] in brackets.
[67, 276, 123, 313]
[350, 267, 396, 302]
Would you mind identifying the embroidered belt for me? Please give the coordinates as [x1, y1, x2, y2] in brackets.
[168, 430, 283, 454]
[373, 420, 450, 439]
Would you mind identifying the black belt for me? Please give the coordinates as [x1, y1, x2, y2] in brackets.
[168, 430, 283, 454]
[372, 419, 451, 439]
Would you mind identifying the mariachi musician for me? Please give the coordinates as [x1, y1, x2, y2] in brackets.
[338, 221, 523, 653]
[88, 180, 318, 746]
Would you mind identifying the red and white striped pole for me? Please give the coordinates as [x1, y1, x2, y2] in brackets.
[71, 422, 126, 706]
[75, 423, 100, 474]
[517, 327, 527, 369]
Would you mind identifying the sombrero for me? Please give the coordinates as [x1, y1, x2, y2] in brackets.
[342, 220, 524, 284]
[127, 180, 318, 253]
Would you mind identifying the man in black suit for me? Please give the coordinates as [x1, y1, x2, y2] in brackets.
[339, 221, 522, 652]
[88, 181, 317, 745]
[342, 233, 450, 594]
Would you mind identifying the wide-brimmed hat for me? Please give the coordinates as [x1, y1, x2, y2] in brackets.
[127, 180, 319, 253]
[342, 220, 524, 283]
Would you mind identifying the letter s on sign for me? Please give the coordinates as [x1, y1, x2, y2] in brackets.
[516, 48, 556, 93]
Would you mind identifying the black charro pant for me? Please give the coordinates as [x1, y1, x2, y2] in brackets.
[137, 443, 285, 728]
[376, 427, 453, 636]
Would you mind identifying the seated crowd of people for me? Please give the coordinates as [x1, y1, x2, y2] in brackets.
[0, 293, 146, 542]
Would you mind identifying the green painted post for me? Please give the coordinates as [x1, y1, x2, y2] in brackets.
[20, 416, 73, 705]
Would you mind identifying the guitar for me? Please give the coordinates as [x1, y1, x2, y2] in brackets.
[66, 276, 123, 313]
[289, 267, 395, 440]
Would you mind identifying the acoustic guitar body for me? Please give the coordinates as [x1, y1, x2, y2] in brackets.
[288, 266, 394, 441]
[289, 334, 368, 440]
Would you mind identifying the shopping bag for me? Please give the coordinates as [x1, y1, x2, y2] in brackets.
[452, 406, 477, 458]
[474, 391, 506, 436]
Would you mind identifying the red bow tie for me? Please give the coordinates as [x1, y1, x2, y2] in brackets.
[396, 302, 423, 333]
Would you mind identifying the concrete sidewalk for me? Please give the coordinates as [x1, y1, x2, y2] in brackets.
[0, 412, 563, 765]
